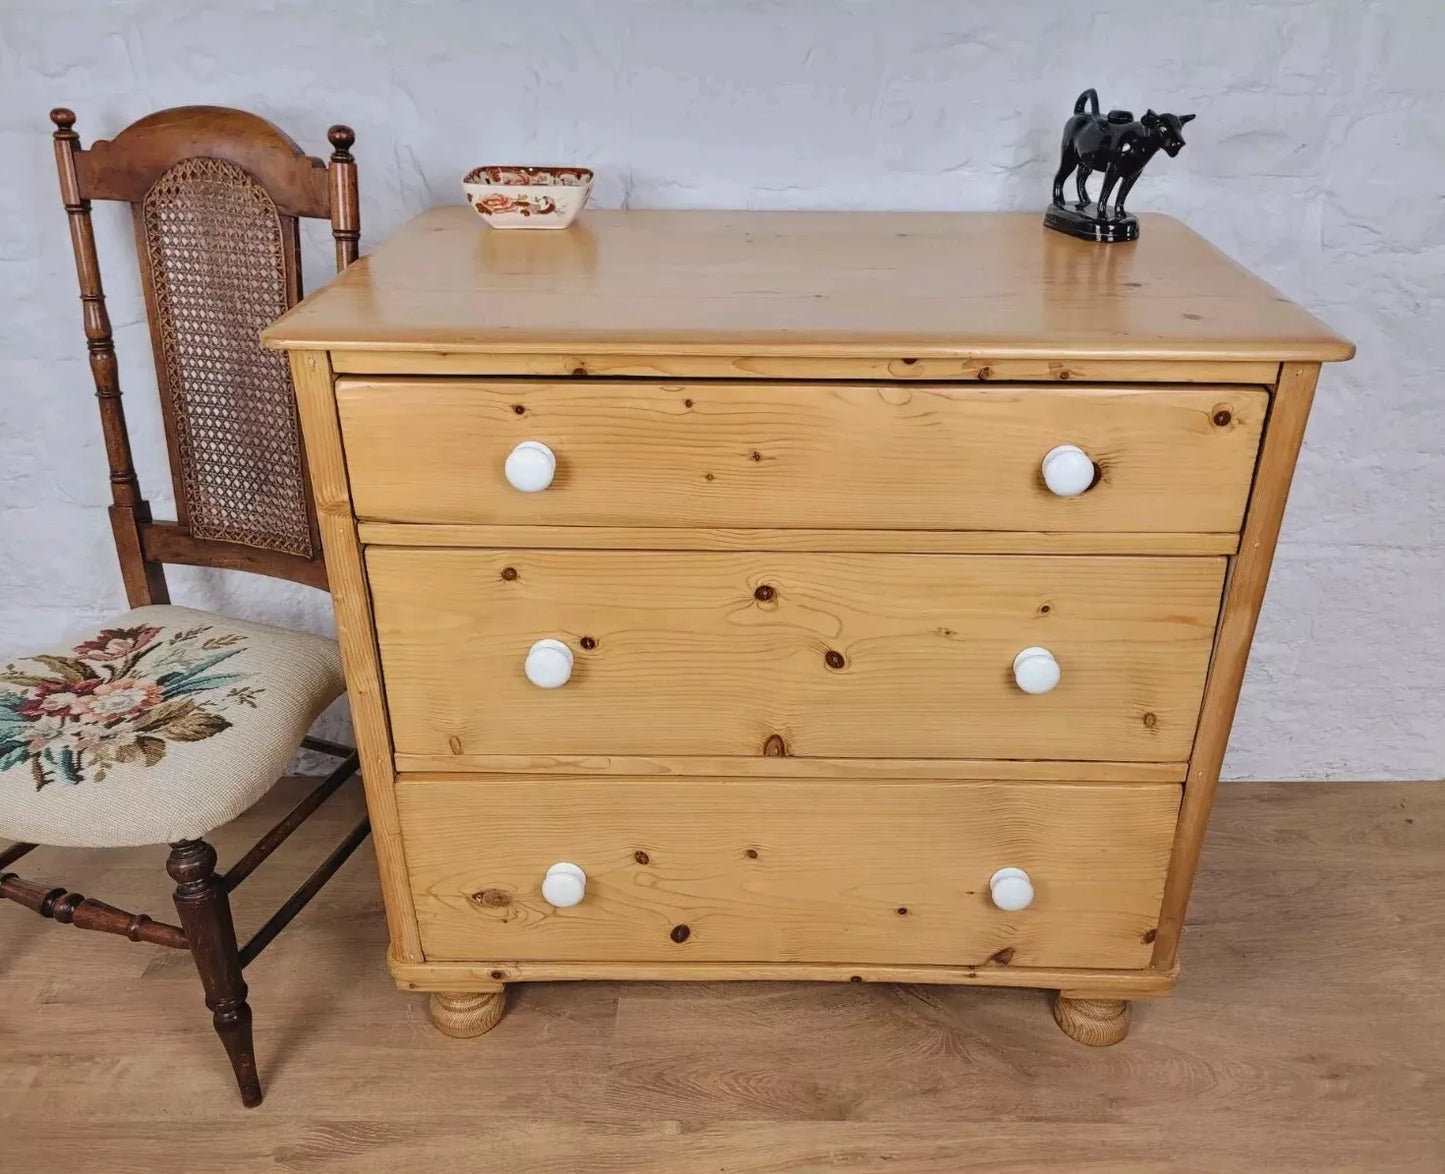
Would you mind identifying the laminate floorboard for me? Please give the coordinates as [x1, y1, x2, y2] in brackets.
[1, 780, 1440, 1172]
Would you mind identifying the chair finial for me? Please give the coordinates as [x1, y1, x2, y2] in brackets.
[327, 124, 355, 162]
[50, 107, 77, 134]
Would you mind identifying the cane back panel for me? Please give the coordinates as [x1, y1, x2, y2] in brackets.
[140, 156, 313, 558]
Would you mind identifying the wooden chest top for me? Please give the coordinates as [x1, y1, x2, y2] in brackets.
[263, 207, 1352, 363]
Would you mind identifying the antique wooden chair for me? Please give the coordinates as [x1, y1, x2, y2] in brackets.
[0, 107, 366, 1108]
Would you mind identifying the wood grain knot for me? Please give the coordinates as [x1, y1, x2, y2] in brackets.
[989, 946, 1015, 966]
[1212, 407, 1233, 427]
[511, 403, 526, 415]
[1142, 712, 1158, 729]
[824, 650, 846, 670]
[896, 906, 908, 916]
[470, 889, 511, 908]
[744, 848, 760, 859]
[580, 636, 597, 650]
[761, 734, 787, 757]
[975, 365, 992, 380]
[500, 566, 518, 581]
[753, 584, 776, 602]
[634, 850, 650, 865]
[670, 924, 691, 943]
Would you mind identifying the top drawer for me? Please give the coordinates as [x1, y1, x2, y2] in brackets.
[336, 379, 1267, 533]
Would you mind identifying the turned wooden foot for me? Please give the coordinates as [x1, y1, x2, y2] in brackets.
[429, 989, 506, 1038]
[1052, 994, 1131, 1046]
[168, 840, 262, 1107]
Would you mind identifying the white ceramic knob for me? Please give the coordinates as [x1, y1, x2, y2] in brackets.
[541, 862, 586, 908]
[1041, 444, 1096, 497]
[505, 440, 557, 492]
[1013, 646, 1060, 695]
[990, 867, 1034, 911]
[525, 638, 574, 688]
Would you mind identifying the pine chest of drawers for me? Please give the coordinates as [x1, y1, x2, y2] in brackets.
[264, 208, 1351, 1045]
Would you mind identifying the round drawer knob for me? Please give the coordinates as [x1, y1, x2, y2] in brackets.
[1041, 444, 1096, 497]
[505, 440, 557, 492]
[525, 638, 574, 688]
[990, 867, 1034, 911]
[1013, 646, 1060, 694]
[541, 862, 586, 908]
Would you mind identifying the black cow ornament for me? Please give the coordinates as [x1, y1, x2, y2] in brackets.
[1045, 88, 1195, 242]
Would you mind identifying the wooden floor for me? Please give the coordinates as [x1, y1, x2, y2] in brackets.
[1, 780, 1441, 1173]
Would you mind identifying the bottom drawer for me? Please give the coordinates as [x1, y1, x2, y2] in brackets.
[397, 777, 1179, 970]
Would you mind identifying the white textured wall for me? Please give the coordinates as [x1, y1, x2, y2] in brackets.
[1, 1, 1440, 779]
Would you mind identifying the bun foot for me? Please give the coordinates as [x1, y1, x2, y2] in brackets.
[429, 989, 506, 1038]
[1052, 994, 1130, 1046]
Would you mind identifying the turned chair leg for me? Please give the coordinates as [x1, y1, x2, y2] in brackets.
[429, 988, 506, 1038]
[167, 840, 262, 1107]
[1052, 993, 1131, 1046]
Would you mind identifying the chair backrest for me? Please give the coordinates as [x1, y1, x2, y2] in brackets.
[50, 105, 360, 605]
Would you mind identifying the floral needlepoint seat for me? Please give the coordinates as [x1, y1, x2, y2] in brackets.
[0, 606, 344, 848]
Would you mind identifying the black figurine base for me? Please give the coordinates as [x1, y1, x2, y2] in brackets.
[1044, 202, 1139, 243]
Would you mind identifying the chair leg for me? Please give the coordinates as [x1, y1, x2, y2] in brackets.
[167, 839, 262, 1107]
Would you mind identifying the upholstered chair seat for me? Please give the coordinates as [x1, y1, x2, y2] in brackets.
[0, 606, 344, 848]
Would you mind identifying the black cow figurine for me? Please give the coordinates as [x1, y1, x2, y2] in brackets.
[1045, 88, 1195, 242]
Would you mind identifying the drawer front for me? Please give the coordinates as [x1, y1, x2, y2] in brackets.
[397, 776, 1180, 968]
[337, 379, 1267, 532]
[369, 548, 1225, 762]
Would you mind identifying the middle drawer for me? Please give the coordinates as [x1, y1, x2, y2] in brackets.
[368, 548, 1225, 762]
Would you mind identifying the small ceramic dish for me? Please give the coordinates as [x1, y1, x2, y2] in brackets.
[461, 166, 593, 230]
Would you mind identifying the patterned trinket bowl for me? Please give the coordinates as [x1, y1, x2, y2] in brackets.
[461, 166, 593, 230]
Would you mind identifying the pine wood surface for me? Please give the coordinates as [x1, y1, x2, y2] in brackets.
[356, 522, 1241, 557]
[390, 955, 1179, 999]
[367, 548, 1225, 761]
[260, 208, 1354, 363]
[1154, 362, 1321, 967]
[1, 779, 1439, 1172]
[395, 777, 1179, 968]
[388, 754, 1186, 782]
[1052, 995, 1132, 1046]
[327, 347, 1282, 384]
[336, 379, 1267, 533]
[427, 988, 505, 1038]
[288, 350, 422, 961]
